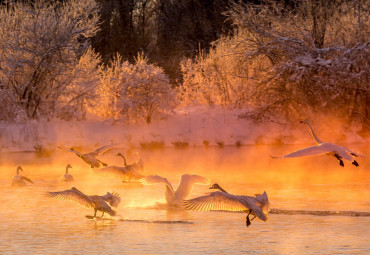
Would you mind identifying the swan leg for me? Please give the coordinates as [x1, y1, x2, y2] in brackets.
[85, 209, 97, 219]
[246, 209, 252, 227]
[334, 154, 344, 167]
[352, 160, 359, 167]
[101, 212, 105, 217]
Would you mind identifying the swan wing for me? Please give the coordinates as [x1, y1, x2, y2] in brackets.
[90, 144, 115, 156]
[46, 187, 94, 209]
[175, 174, 210, 201]
[140, 175, 175, 200]
[273, 144, 335, 158]
[184, 192, 267, 221]
[21, 176, 33, 184]
[94, 166, 130, 179]
[183, 191, 248, 212]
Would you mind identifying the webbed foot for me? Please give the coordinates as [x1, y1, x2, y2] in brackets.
[246, 216, 251, 227]
[352, 160, 359, 167]
[339, 160, 344, 167]
[85, 215, 95, 219]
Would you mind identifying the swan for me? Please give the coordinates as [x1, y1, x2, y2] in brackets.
[58, 144, 115, 168]
[117, 152, 144, 174]
[46, 187, 121, 218]
[272, 120, 363, 167]
[140, 174, 210, 206]
[11, 166, 33, 187]
[93, 153, 144, 182]
[60, 164, 74, 181]
[183, 183, 270, 227]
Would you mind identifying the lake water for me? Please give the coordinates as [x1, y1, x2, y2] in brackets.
[0, 144, 369, 254]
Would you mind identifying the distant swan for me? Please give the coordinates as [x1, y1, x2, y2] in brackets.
[272, 120, 363, 167]
[60, 164, 74, 181]
[93, 153, 144, 182]
[46, 187, 121, 218]
[183, 183, 270, 227]
[140, 174, 210, 206]
[58, 144, 115, 168]
[11, 166, 33, 187]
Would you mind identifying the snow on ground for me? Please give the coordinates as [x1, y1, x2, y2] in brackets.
[0, 106, 368, 153]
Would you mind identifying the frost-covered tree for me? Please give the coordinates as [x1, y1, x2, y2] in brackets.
[98, 53, 175, 123]
[0, 0, 100, 121]
[180, 0, 370, 129]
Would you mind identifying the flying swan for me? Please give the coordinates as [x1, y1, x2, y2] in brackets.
[272, 120, 363, 167]
[58, 144, 115, 168]
[11, 166, 33, 187]
[140, 174, 210, 206]
[46, 187, 121, 218]
[60, 164, 74, 181]
[93, 153, 144, 183]
[183, 183, 270, 227]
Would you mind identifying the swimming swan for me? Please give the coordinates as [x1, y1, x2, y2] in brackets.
[140, 174, 210, 206]
[60, 164, 74, 181]
[58, 144, 115, 168]
[46, 187, 121, 218]
[272, 120, 363, 167]
[11, 166, 33, 187]
[93, 153, 144, 182]
[183, 183, 270, 227]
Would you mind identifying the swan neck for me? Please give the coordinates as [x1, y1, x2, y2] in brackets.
[120, 155, 127, 166]
[217, 186, 228, 193]
[66, 165, 71, 174]
[305, 122, 323, 144]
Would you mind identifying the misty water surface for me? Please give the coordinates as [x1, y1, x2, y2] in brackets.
[0, 145, 369, 254]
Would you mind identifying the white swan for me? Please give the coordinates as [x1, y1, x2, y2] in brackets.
[11, 166, 33, 187]
[46, 187, 121, 218]
[60, 164, 74, 181]
[272, 120, 363, 167]
[93, 153, 144, 182]
[183, 183, 270, 227]
[140, 174, 210, 206]
[58, 144, 115, 168]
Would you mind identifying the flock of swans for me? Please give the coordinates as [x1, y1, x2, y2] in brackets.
[9, 120, 364, 227]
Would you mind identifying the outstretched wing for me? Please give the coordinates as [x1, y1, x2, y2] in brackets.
[140, 175, 175, 201]
[21, 176, 33, 184]
[90, 144, 115, 156]
[272, 144, 334, 158]
[183, 192, 267, 221]
[183, 191, 247, 212]
[175, 174, 210, 201]
[46, 187, 94, 209]
[94, 166, 130, 179]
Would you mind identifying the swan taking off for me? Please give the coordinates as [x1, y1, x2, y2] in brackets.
[272, 120, 364, 167]
[46, 187, 121, 218]
[94, 153, 144, 183]
[58, 144, 115, 168]
[140, 174, 210, 206]
[183, 183, 270, 227]
[11, 166, 33, 187]
[60, 164, 74, 181]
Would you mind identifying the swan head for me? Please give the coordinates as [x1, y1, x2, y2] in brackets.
[299, 119, 310, 125]
[116, 153, 124, 157]
[209, 183, 222, 190]
[16, 166, 23, 175]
